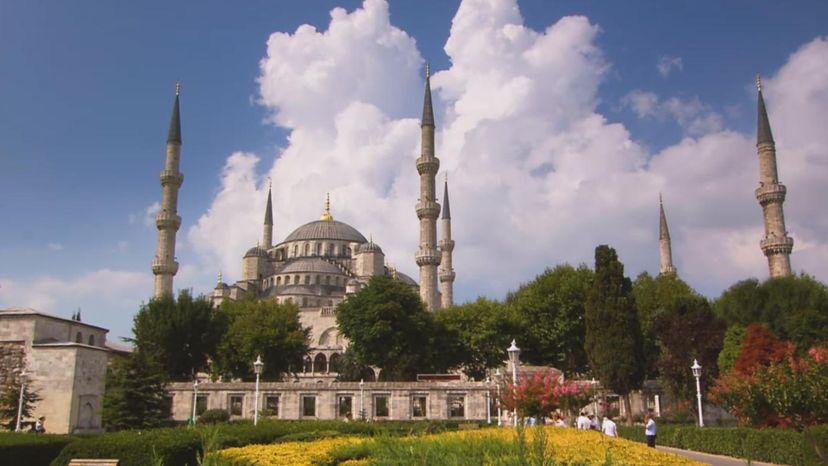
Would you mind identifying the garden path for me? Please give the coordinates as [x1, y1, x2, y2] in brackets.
[658, 445, 780, 466]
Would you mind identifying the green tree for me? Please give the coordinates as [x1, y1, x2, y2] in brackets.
[584, 245, 645, 425]
[506, 264, 593, 375]
[0, 372, 41, 430]
[718, 324, 746, 373]
[214, 299, 309, 379]
[102, 351, 169, 431]
[714, 274, 828, 350]
[651, 296, 725, 408]
[337, 275, 446, 380]
[132, 290, 225, 380]
[435, 298, 521, 380]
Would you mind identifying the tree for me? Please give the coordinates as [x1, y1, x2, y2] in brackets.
[718, 324, 746, 373]
[102, 351, 169, 431]
[435, 298, 521, 380]
[714, 274, 828, 350]
[506, 264, 593, 375]
[0, 372, 41, 431]
[337, 275, 446, 380]
[733, 323, 791, 376]
[132, 290, 225, 380]
[214, 299, 309, 379]
[498, 369, 594, 421]
[584, 245, 644, 425]
[651, 296, 724, 407]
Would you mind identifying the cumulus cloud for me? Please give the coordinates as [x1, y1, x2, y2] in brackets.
[657, 55, 683, 77]
[187, 0, 828, 302]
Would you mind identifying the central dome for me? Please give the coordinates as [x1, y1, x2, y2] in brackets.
[283, 219, 367, 243]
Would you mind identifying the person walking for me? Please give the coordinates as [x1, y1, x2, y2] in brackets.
[601, 415, 618, 437]
[644, 410, 657, 448]
[576, 411, 591, 430]
[34, 416, 46, 433]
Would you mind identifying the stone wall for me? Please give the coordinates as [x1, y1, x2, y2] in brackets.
[0, 341, 24, 386]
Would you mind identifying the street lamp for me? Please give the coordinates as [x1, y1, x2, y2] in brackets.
[191, 379, 199, 426]
[485, 377, 492, 425]
[590, 378, 598, 418]
[494, 368, 503, 426]
[507, 340, 520, 429]
[15, 370, 27, 432]
[691, 359, 704, 427]
[359, 379, 365, 421]
[253, 355, 264, 426]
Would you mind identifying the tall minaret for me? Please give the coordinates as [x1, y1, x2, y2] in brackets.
[415, 64, 441, 310]
[658, 194, 677, 277]
[152, 82, 184, 298]
[439, 175, 455, 308]
[263, 180, 273, 249]
[754, 75, 793, 277]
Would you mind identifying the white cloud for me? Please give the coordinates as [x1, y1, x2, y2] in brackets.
[47, 242, 63, 251]
[657, 55, 683, 77]
[187, 1, 828, 303]
[130, 202, 161, 227]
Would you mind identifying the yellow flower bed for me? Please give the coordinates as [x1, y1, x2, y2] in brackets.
[217, 436, 361, 466]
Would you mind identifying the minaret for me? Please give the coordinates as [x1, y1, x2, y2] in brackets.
[754, 75, 793, 277]
[152, 82, 184, 298]
[439, 175, 455, 308]
[658, 194, 677, 277]
[263, 179, 273, 249]
[415, 64, 441, 310]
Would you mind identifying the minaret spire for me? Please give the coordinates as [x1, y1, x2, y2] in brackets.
[152, 82, 185, 298]
[263, 179, 273, 248]
[754, 74, 793, 277]
[439, 175, 455, 308]
[658, 194, 677, 276]
[416, 63, 441, 310]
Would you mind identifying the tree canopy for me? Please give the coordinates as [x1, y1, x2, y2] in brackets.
[102, 351, 169, 431]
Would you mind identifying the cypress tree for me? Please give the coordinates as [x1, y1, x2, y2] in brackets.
[585, 245, 645, 425]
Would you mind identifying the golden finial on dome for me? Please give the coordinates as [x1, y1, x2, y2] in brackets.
[176, 80, 181, 96]
[756, 74, 762, 92]
[320, 192, 333, 221]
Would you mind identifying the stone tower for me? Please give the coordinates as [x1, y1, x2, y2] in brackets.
[754, 76, 793, 277]
[439, 176, 455, 308]
[152, 83, 184, 298]
[263, 180, 274, 249]
[658, 194, 677, 277]
[415, 64, 441, 310]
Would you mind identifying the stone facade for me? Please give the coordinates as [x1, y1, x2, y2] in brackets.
[0, 308, 111, 434]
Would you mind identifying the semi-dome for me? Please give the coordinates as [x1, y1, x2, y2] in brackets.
[244, 246, 268, 258]
[283, 219, 367, 243]
[278, 258, 344, 275]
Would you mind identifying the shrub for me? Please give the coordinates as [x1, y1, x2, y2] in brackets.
[0, 433, 78, 466]
[199, 409, 231, 424]
[803, 425, 828, 466]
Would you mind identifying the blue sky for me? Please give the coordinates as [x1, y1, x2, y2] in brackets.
[1, 0, 827, 340]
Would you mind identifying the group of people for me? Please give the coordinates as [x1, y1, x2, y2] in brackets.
[547, 410, 657, 448]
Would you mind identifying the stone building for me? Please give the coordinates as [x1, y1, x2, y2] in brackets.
[0, 307, 112, 434]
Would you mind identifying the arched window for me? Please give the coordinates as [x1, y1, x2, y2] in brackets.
[285, 275, 291, 284]
[329, 353, 343, 373]
[88, 335, 95, 346]
[345, 246, 351, 257]
[302, 297, 308, 307]
[335, 277, 341, 286]
[313, 353, 328, 373]
[315, 275, 320, 284]
[294, 275, 300, 284]
[303, 356, 313, 373]
[75, 332, 82, 343]
[277, 276, 282, 285]
[326, 276, 331, 285]
[304, 243, 310, 255]
[304, 275, 310, 285]
[293, 245, 298, 257]
[325, 243, 332, 256]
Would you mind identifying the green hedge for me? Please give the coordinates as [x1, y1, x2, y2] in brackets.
[0, 433, 79, 466]
[803, 425, 828, 466]
[49, 419, 461, 466]
[618, 425, 805, 465]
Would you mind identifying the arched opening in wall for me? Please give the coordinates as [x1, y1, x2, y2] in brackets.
[329, 353, 342, 373]
[316, 243, 322, 256]
[75, 332, 82, 343]
[313, 353, 327, 373]
[293, 245, 298, 257]
[325, 244, 332, 256]
[360, 367, 376, 382]
[345, 246, 351, 257]
[304, 243, 310, 255]
[303, 356, 313, 373]
[277, 276, 282, 285]
[294, 275, 299, 284]
[304, 275, 310, 285]
[88, 335, 94, 346]
[326, 276, 331, 285]
[285, 276, 290, 285]
[315, 275, 320, 284]
[302, 297, 308, 307]
[78, 401, 96, 429]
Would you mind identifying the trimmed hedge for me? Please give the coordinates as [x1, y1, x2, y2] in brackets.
[199, 409, 231, 424]
[0, 433, 79, 466]
[618, 425, 805, 465]
[49, 419, 462, 466]
[803, 425, 828, 466]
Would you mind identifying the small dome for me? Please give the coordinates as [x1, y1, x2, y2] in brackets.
[279, 258, 344, 275]
[395, 271, 418, 287]
[283, 219, 367, 243]
[358, 241, 383, 254]
[244, 246, 268, 258]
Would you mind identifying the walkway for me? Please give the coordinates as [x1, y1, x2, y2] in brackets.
[658, 445, 780, 466]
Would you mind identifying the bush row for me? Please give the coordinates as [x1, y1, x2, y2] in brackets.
[803, 425, 828, 466]
[617, 424, 810, 465]
[48, 419, 461, 466]
[0, 433, 79, 466]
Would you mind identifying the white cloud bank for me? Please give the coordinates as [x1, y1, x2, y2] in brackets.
[188, 0, 828, 302]
[657, 55, 683, 77]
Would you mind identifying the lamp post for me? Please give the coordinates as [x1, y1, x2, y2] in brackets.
[590, 378, 598, 418]
[495, 368, 503, 426]
[485, 377, 492, 425]
[253, 355, 264, 426]
[507, 339, 520, 429]
[691, 359, 704, 427]
[359, 378, 365, 421]
[191, 379, 199, 426]
[14, 370, 27, 432]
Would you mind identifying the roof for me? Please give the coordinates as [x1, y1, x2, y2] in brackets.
[757, 89, 774, 145]
[167, 92, 181, 144]
[278, 258, 344, 275]
[441, 179, 451, 220]
[422, 67, 434, 127]
[395, 271, 418, 287]
[283, 219, 367, 243]
[0, 307, 109, 332]
[244, 246, 268, 258]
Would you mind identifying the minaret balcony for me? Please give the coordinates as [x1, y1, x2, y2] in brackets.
[416, 157, 440, 175]
[416, 201, 441, 220]
[415, 248, 441, 266]
[760, 235, 794, 255]
[151, 258, 179, 275]
[439, 239, 455, 252]
[755, 183, 786, 205]
[439, 270, 456, 282]
[156, 212, 182, 230]
[160, 170, 184, 187]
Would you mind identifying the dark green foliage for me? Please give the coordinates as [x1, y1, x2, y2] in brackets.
[718, 324, 746, 373]
[714, 274, 828, 351]
[214, 299, 309, 379]
[0, 433, 78, 466]
[617, 425, 806, 465]
[132, 290, 224, 380]
[584, 245, 644, 422]
[803, 424, 828, 466]
[0, 373, 41, 430]
[198, 409, 230, 424]
[102, 351, 169, 431]
[435, 298, 522, 380]
[506, 264, 594, 375]
[334, 351, 376, 382]
[337, 276, 448, 380]
[651, 296, 724, 404]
